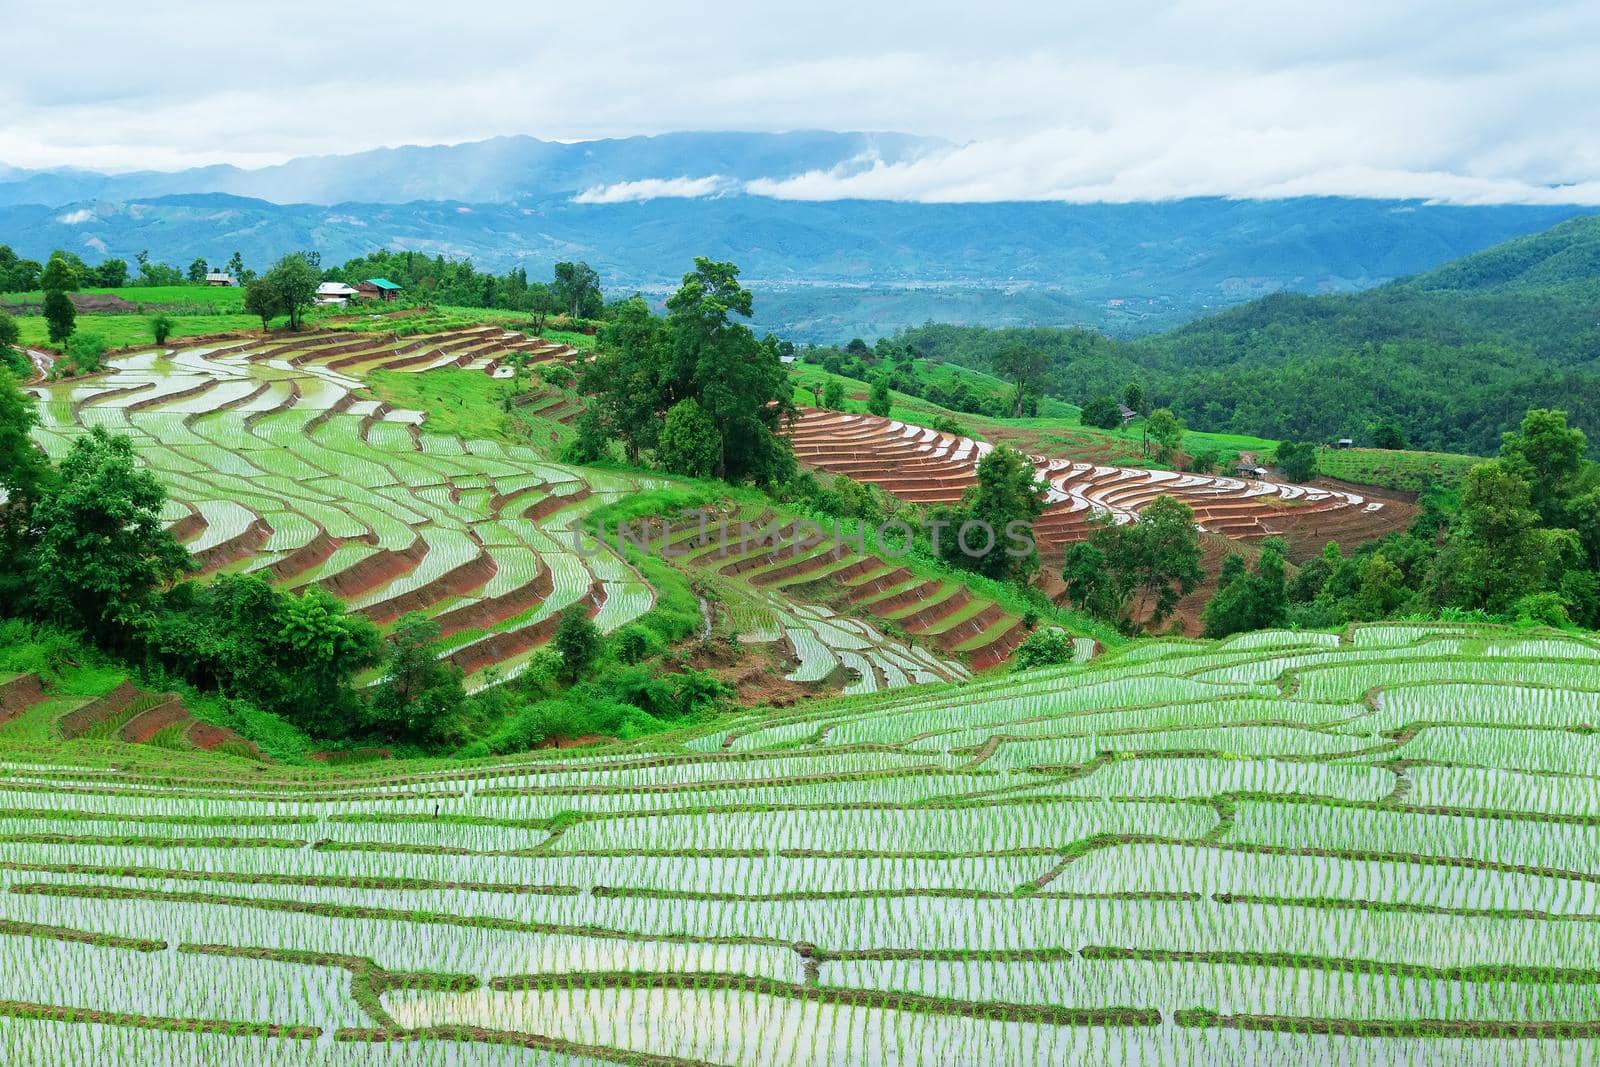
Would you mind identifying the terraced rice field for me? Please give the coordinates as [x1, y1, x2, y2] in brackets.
[2, 622, 1599, 1063]
[633, 509, 1026, 685]
[22, 328, 633, 687]
[789, 409, 1400, 551]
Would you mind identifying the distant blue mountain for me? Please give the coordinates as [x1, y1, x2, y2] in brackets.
[0, 131, 943, 207]
[0, 132, 1589, 340]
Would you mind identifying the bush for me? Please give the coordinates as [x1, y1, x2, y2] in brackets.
[1275, 440, 1320, 483]
[64, 333, 106, 374]
[1081, 394, 1123, 429]
[1011, 626, 1076, 671]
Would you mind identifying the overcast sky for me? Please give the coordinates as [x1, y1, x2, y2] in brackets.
[4, 1, 1598, 203]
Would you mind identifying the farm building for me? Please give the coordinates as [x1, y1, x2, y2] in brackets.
[204, 272, 237, 287]
[1336, 437, 1355, 449]
[1235, 462, 1269, 478]
[1117, 402, 1137, 425]
[315, 281, 359, 306]
[357, 277, 403, 302]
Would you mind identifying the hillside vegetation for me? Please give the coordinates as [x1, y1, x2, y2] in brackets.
[903, 215, 1600, 456]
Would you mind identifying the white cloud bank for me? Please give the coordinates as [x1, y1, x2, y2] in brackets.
[3, 1, 1600, 205]
[572, 176, 731, 204]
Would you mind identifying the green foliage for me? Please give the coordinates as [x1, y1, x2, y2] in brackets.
[933, 445, 1046, 583]
[658, 398, 720, 478]
[368, 614, 470, 746]
[552, 605, 602, 683]
[1275, 440, 1320, 483]
[1063, 496, 1203, 632]
[822, 377, 845, 410]
[39, 253, 79, 294]
[551, 261, 603, 319]
[1011, 626, 1076, 671]
[1370, 420, 1408, 450]
[991, 342, 1049, 418]
[582, 260, 795, 484]
[149, 313, 173, 346]
[24, 428, 192, 638]
[1145, 407, 1184, 460]
[1081, 394, 1123, 429]
[41, 290, 75, 344]
[63, 333, 105, 374]
[867, 374, 891, 417]
[1201, 539, 1289, 638]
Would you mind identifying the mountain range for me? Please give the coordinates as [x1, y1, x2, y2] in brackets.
[0, 131, 1592, 340]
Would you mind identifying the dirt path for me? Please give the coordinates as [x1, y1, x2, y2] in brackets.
[26, 349, 54, 379]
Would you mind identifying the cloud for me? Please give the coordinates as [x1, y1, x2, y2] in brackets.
[55, 208, 97, 224]
[0, 1, 1598, 205]
[572, 176, 731, 204]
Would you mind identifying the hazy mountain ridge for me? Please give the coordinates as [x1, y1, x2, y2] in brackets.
[0, 131, 945, 208]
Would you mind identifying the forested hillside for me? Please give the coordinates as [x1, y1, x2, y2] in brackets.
[903, 215, 1600, 456]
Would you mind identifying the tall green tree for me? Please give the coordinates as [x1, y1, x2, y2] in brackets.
[1275, 440, 1320, 483]
[992, 342, 1049, 418]
[187, 258, 209, 284]
[551, 261, 603, 319]
[822, 378, 845, 410]
[368, 613, 467, 744]
[867, 373, 891, 417]
[0, 370, 53, 602]
[1063, 495, 1202, 631]
[657, 397, 720, 478]
[1498, 408, 1588, 526]
[41, 291, 75, 345]
[934, 445, 1046, 582]
[25, 428, 192, 638]
[1145, 407, 1184, 460]
[1201, 538, 1290, 638]
[1430, 459, 1567, 614]
[553, 604, 602, 682]
[261, 253, 319, 330]
[38, 253, 80, 293]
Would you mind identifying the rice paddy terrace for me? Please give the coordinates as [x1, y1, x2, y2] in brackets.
[3, 622, 1600, 1064]
[789, 409, 1402, 553]
[19, 332, 974, 696]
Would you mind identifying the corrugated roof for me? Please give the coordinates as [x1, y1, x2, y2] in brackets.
[365, 277, 403, 290]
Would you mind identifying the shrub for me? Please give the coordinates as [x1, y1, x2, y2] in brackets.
[1012, 627, 1076, 671]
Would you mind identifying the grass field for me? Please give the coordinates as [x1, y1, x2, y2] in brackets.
[2, 621, 1599, 1063]
[11, 313, 263, 350]
[1, 285, 247, 310]
[1316, 445, 1484, 490]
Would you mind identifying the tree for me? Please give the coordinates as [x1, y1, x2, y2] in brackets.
[823, 378, 845, 410]
[243, 278, 277, 329]
[1499, 408, 1587, 525]
[261, 253, 319, 329]
[657, 397, 720, 477]
[1201, 538, 1290, 638]
[1431, 459, 1565, 614]
[225, 251, 250, 283]
[1145, 407, 1184, 460]
[551, 261, 603, 319]
[934, 444, 1046, 582]
[38, 253, 79, 293]
[1123, 382, 1145, 415]
[867, 374, 891, 417]
[1011, 627, 1076, 671]
[89, 259, 128, 287]
[553, 604, 601, 682]
[25, 428, 192, 637]
[0, 311, 26, 379]
[150, 313, 174, 346]
[1370, 420, 1407, 450]
[1063, 496, 1202, 631]
[562, 404, 611, 464]
[1275, 440, 1319, 483]
[368, 613, 467, 744]
[1081, 394, 1123, 429]
[41, 291, 76, 345]
[0, 370, 53, 601]
[991, 342, 1048, 418]
[187, 258, 209, 284]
